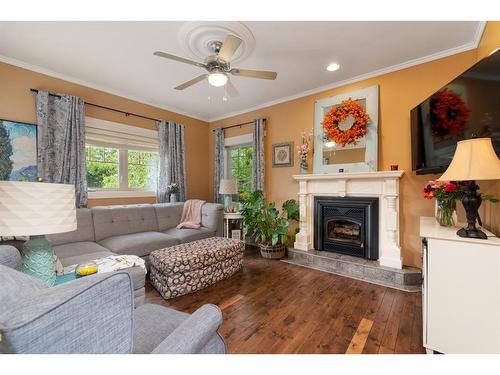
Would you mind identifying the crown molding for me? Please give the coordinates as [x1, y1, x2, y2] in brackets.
[473, 21, 487, 48]
[0, 54, 210, 122]
[207, 21, 487, 123]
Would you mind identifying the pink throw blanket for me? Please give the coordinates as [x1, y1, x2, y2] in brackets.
[177, 199, 206, 229]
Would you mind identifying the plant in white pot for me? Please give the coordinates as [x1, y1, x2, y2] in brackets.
[167, 183, 179, 203]
[241, 190, 299, 259]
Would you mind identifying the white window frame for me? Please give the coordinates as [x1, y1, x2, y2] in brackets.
[224, 133, 253, 187]
[85, 117, 159, 199]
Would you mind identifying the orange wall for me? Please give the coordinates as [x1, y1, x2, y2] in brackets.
[209, 22, 500, 268]
[1, 22, 498, 268]
[0, 61, 211, 205]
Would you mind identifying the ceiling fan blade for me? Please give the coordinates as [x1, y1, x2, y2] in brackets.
[218, 34, 243, 62]
[230, 68, 277, 80]
[174, 75, 207, 90]
[154, 51, 206, 68]
[226, 80, 240, 98]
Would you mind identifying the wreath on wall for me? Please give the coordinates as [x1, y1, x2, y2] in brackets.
[430, 88, 470, 137]
[322, 98, 370, 147]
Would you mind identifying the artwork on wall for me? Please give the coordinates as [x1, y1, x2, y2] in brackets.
[313, 85, 379, 173]
[0, 119, 38, 181]
[272, 141, 294, 168]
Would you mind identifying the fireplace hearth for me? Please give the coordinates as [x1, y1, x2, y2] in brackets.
[314, 196, 379, 260]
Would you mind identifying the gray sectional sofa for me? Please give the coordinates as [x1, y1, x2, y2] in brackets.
[46, 202, 224, 302]
[0, 245, 226, 354]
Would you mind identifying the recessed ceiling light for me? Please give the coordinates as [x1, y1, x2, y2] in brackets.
[326, 63, 340, 72]
[324, 141, 336, 148]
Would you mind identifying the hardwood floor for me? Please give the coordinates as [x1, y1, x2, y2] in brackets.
[143, 249, 425, 354]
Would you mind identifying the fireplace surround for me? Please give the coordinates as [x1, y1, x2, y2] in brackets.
[314, 196, 379, 259]
[293, 171, 404, 269]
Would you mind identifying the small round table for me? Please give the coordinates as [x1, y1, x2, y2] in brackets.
[223, 212, 244, 240]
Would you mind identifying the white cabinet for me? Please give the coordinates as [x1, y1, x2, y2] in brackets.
[420, 217, 500, 354]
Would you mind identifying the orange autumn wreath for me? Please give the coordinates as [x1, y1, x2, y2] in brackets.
[430, 88, 470, 137]
[322, 98, 370, 147]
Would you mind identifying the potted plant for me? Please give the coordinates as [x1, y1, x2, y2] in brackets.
[241, 190, 299, 259]
[167, 183, 179, 203]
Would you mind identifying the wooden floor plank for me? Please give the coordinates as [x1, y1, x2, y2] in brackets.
[144, 249, 425, 354]
[379, 291, 406, 351]
[362, 288, 396, 353]
[219, 294, 245, 310]
[346, 318, 374, 354]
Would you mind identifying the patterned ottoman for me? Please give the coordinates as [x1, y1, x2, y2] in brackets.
[149, 237, 244, 300]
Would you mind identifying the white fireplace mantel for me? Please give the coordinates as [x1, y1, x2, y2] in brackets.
[293, 171, 404, 269]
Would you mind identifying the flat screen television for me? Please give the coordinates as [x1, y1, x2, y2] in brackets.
[411, 48, 500, 175]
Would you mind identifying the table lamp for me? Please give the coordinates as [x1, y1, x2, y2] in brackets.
[219, 179, 237, 212]
[0, 181, 76, 285]
[438, 138, 500, 239]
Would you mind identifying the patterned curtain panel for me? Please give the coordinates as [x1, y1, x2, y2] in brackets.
[35, 90, 87, 208]
[156, 120, 187, 203]
[252, 118, 265, 192]
[213, 128, 225, 203]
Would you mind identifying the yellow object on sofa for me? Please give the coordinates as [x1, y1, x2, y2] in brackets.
[75, 262, 98, 277]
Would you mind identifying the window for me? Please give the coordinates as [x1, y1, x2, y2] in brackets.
[85, 117, 159, 198]
[224, 134, 254, 198]
[86, 145, 119, 189]
[228, 145, 253, 197]
[127, 150, 158, 190]
[85, 144, 158, 193]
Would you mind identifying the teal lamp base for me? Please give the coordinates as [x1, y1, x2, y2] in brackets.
[21, 235, 56, 286]
[224, 195, 233, 212]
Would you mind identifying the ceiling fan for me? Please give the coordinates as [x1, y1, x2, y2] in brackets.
[154, 34, 277, 97]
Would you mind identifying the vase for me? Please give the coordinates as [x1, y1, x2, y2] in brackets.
[435, 198, 457, 227]
[169, 193, 177, 203]
[300, 160, 308, 174]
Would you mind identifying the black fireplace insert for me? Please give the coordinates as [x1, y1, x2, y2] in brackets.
[314, 196, 379, 259]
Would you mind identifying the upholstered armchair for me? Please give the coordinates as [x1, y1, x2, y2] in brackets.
[0, 245, 226, 354]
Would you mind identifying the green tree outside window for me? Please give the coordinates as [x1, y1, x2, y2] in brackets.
[230, 146, 253, 198]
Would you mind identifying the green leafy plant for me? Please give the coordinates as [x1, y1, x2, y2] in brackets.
[241, 190, 299, 246]
[167, 183, 179, 194]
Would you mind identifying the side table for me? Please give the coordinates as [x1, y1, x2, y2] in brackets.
[223, 212, 244, 240]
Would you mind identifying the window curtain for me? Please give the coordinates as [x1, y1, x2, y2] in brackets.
[35, 90, 87, 208]
[156, 120, 186, 203]
[252, 118, 265, 192]
[213, 128, 225, 203]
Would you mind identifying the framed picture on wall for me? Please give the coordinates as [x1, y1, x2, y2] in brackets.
[272, 141, 294, 168]
[0, 119, 38, 181]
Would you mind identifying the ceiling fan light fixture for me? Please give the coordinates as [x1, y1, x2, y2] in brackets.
[208, 72, 228, 87]
[326, 63, 340, 72]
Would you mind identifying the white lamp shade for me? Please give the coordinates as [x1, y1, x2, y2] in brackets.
[438, 138, 500, 181]
[219, 179, 237, 195]
[0, 181, 77, 236]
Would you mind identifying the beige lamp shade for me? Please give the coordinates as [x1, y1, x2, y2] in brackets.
[0, 181, 77, 236]
[438, 138, 500, 182]
[219, 179, 237, 195]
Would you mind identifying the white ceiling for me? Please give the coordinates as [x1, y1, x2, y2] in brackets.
[0, 21, 484, 121]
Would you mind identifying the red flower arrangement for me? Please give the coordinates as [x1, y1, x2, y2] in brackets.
[423, 180, 498, 226]
[322, 98, 370, 147]
[423, 180, 463, 226]
[423, 180, 462, 201]
[430, 88, 471, 137]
